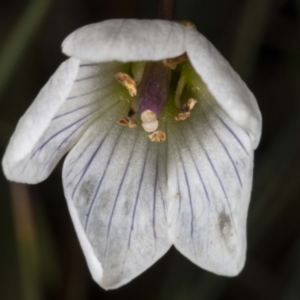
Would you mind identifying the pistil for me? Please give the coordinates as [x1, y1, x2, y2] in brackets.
[137, 61, 171, 133]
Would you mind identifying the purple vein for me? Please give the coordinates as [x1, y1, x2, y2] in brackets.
[75, 66, 120, 82]
[178, 126, 210, 203]
[189, 122, 227, 196]
[53, 102, 98, 120]
[42, 118, 87, 168]
[104, 132, 138, 259]
[84, 127, 124, 231]
[71, 125, 113, 199]
[80, 63, 100, 67]
[127, 140, 149, 249]
[174, 137, 194, 238]
[30, 112, 94, 160]
[216, 115, 249, 155]
[202, 112, 243, 187]
[176, 144, 197, 257]
[189, 122, 237, 235]
[67, 81, 115, 100]
[152, 147, 159, 242]
[175, 163, 182, 220]
[65, 139, 94, 179]
[66, 100, 122, 187]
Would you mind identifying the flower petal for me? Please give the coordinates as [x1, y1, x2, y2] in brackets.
[62, 19, 187, 63]
[63, 103, 171, 289]
[167, 95, 253, 276]
[186, 29, 262, 148]
[62, 19, 261, 148]
[2, 59, 125, 183]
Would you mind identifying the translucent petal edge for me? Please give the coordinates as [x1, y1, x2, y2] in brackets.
[2, 58, 80, 181]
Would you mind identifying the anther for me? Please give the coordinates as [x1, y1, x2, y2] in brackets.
[175, 98, 198, 121]
[114, 72, 137, 97]
[117, 117, 137, 128]
[177, 20, 196, 28]
[163, 53, 187, 69]
[148, 130, 166, 142]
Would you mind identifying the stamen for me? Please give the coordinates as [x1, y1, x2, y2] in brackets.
[177, 20, 196, 28]
[115, 51, 199, 138]
[163, 53, 187, 69]
[148, 130, 166, 142]
[175, 98, 198, 121]
[117, 117, 137, 128]
[174, 73, 186, 108]
[131, 62, 146, 84]
[175, 112, 190, 121]
[114, 72, 137, 97]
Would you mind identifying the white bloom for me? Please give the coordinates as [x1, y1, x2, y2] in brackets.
[2, 19, 261, 289]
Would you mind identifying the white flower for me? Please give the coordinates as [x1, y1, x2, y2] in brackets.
[2, 19, 262, 289]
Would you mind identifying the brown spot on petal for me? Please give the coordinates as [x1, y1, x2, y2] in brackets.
[218, 211, 232, 242]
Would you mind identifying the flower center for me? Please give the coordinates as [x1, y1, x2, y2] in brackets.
[115, 54, 199, 142]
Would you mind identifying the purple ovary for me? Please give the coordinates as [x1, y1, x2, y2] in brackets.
[137, 61, 171, 117]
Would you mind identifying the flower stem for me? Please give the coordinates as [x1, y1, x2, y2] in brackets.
[157, 0, 176, 20]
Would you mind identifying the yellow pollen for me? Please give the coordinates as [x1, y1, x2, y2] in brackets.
[114, 72, 137, 97]
[163, 53, 187, 69]
[175, 98, 198, 121]
[148, 130, 166, 142]
[115, 55, 200, 141]
[117, 117, 137, 128]
[175, 111, 191, 121]
[177, 20, 196, 28]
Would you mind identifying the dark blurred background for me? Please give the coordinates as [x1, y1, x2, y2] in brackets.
[0, 0, 300, 299]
